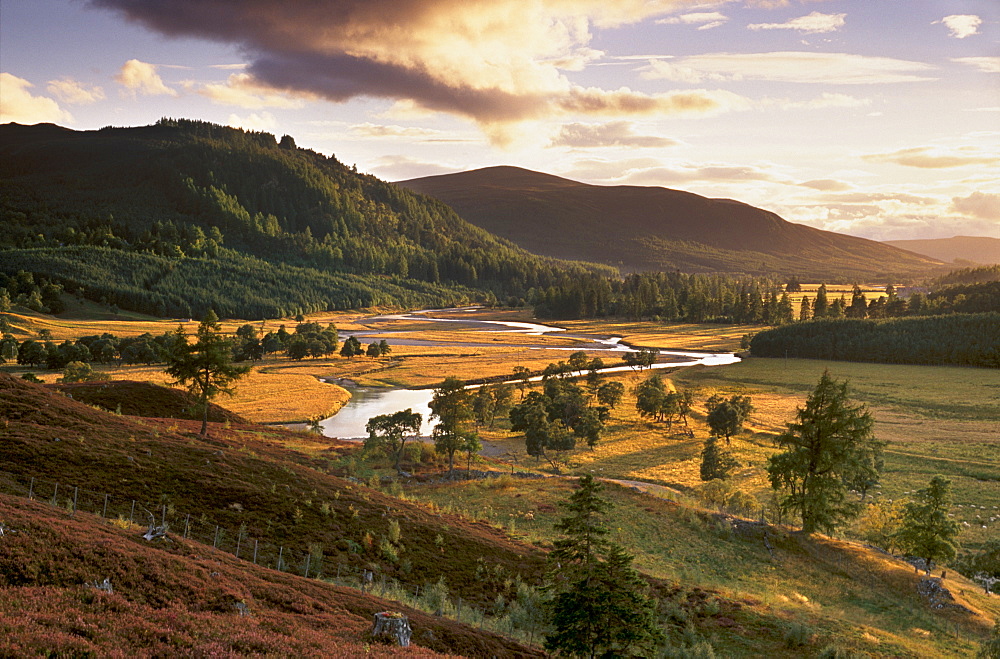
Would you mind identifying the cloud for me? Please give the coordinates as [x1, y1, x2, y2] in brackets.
[227, 111, 276, 131]
[0, 73, 73, 124]
[748, 11, 846, 34]
[348, 123, 475, 143]
[550, 122, 679, 148]
[936, 15, 981, 39]
[953, 57, 1000, 74]
[371, 155, 461, 181]
[863, 146, 1000, 169]
[768, 92, 870, 110]
[799, 179, 853, 192]
[657, 12, 728, 30]
[115, 59, 177, 96]
[46, 78, 105, 105]
[642, 52, 936, 84]
[189, 72, 307, 109]
[87, 0, 748, 136]
[952, 192, 1000, 220]
[563, 157, 782, 186]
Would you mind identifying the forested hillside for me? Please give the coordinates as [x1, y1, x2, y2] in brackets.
[0, 120, 612, 318]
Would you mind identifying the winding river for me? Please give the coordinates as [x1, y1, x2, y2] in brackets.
[311, 309, 740, 439]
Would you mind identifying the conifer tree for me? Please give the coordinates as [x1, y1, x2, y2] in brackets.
[165, 310, 249, 437]
[894, 475, 961, 573]
[700, 436, 740, 481]
[767, 371, 884, 534]
[545, 475, 661, 658]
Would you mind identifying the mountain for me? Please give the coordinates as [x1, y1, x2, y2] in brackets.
[0, 121, 612, 319]
[399, 166, 944, 280]
[884, 236, 1000, 265]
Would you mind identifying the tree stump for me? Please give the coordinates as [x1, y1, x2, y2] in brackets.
[372, 611, 411, 647]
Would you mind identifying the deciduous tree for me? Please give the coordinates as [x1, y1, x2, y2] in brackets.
[365, 408, 422, 475]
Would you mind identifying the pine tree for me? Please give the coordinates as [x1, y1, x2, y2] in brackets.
[165, 310, 250, 437]
[767, 371, 884, 534]
[894, 475, 961, 573]
[545, 475, 661, 658]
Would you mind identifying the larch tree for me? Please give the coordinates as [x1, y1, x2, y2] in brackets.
[429, 376, 477, 476]
[767, 371, 884, 534]
[165, 310, 249, 437]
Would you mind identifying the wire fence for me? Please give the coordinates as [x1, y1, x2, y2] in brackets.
[0, 468, 532, 635]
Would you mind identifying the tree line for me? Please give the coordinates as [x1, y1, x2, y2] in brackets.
[749, 312, 1000, 367]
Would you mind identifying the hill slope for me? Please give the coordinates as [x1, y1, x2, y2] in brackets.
[884, 236, 1000, 265]
[0, 122, 612, 318]
[399, 166, 943, 280]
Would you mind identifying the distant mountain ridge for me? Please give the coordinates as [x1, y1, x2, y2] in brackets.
[399, 166, 944, 280]
[883, 236, 1000, 265]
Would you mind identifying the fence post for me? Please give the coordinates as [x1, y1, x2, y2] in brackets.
[72, 486, 78, 515]
[184, 514, 190, 539]
[213, 526, 219, 548]
[304, 551, 310, 578]
[253, 539, 258, 565]
[102, 493, 109, 518]
[28, 477, 34, 500]
[162, 504, 167, 526]
[52, 482, 58, 506]
[278, 546, 284, 571]
[457, 597, 462, 622]
[129, 500, 135, 524]
[235, 530, 242, 560]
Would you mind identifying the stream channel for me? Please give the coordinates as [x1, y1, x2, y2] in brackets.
[308, 308, 740, 439]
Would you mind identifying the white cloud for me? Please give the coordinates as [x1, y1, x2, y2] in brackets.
[115, 59, 178, 97]
[226, 111, 277, 131]
[748, 11, 846, 34]
[657, 12, 728, 30]
[953, 57, 1000, 74]
[46, 78, 105, 105]
[936, 15, 982, 39]
[766, 92, 870, 110]
[550, 121, 679, 148]
[0, 73, 73, 124]
[190, 73, 307, 109]
[642, 52, 936, 84]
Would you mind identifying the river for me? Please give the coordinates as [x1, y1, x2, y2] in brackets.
[310, 309, 740, 439]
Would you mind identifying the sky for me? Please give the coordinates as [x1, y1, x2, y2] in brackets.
[1, 0, 998, 242]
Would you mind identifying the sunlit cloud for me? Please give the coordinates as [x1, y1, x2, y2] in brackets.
[373, 155, 461, 181]
[657, 12, 728, 30]
[348, 123, 476, 143]
[863, 146, 1000, 169]
[46, 77, 105, 105]
[550, 121, 679, 148]
[642, 52, 936, 84]
[766, 92, 870, 110]
[189, 73, 307, 109]
[936, 15, 982, 39]
[748, 12, 846, 34]
[115, 59, 177, 97]
[953, 57, 1000, 74]
[226, 111, 276, 131]
[799, 179, 853, 192]
[563, 157, 783, 186]
[952, 192, 1000, 221]
[88, 0, 749, 139]
[0, 73, 73, 124]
